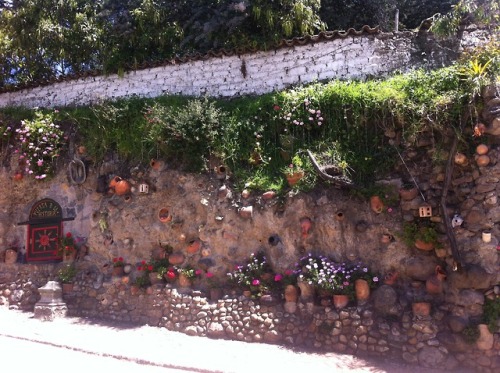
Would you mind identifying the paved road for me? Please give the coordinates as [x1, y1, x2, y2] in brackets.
[0, 307, 455, 373]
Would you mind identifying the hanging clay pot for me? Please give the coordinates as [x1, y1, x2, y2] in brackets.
[454, 152, 468, 166]
[150, 159, 164, 171]
[111, 176, 131, 196]
[370, 195, 384, 214]
[215, 165, 227, 180]
[380, 233, 394, 244]
[415, 239, 434, 251]
[335, 211, 345, 221]
[12, 171, 23, 181]
[299, 217, 312, 239]
[186, 239, 201, 254]
[476, 154, 490, 167]
[4, 248, 17, 264]
[168, 252, 186, 265]
[476, 324, 494, 350]
[476, 144, 489, 155]
[425, 265, 446, 294]
[158, 208, 172, 223]
[383, 271, 398, 285]
[355, 279, 370, 302]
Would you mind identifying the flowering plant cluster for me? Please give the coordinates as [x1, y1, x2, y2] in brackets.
[227, 250, 274, 297]
[295, 253, 380, 296]
[178, 265, 203, 280]
[276, 97, 324, 131]
[273, 269, 298, 288]
[8, 111, 65, 180]
[112, 257, 125, 267]
[282, 153, 304, 176]
[59, 232, 77, 256]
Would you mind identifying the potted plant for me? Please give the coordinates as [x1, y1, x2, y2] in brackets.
[112, 257, 125, 276]
[205, 271, 223, 301]
[283, 153, 305, 187]
[401, 221, 440, 251]
[59, 232, 78, 261]
[177, 265, 202, 288]
[350, 262, 380, 303]
[57, 264, 77, 293]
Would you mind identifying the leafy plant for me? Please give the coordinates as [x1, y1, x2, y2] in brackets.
[482, 297, 500, 333]
[227, 250, 275, 297]
[400, 220, 441, 247]
[57, 264, 77, 284]
[462, 324, 480, 344]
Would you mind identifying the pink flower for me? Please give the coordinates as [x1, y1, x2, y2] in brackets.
[66, 232, 72, 238]
[252, 279, 260, 286]
[206, 272, 214, 278]
[274, 274, 283, 282]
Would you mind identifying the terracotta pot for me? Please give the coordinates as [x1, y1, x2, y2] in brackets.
[454, 152, 468, 166]
[148, 272, 162, 285]
[284, 285, 299, 303]
[333, 294, 350, 309]
[13, 172, 23, 181]
[476, 154, 490, 167]
[412, 302, 431, 317]
[111, 176, 131, 196]
[335, 211, 345, 221]
[369, 195, 384, 214]
[158, 208, 172, 223]
[168, 252, 185, 265]
[286, 171, 304, 187]
[299, 217, 312, 239]
[62, 283, 74, 294]
[354, 279, 370, 302]
[150, 159, 164, 171]
[4, 248, 17, 264]
[63, 251, 76, 262]
[112, 266, 124, 277]
[297, 280, 314, 301]
[178, 273, 192, 288]
[186, 239, 201, 254]
[380, 233, 394, 244]
[130, 285, 141, 295]
[215, 165, 227, 180]
[415, 239, 434, 251]
[383, 271, 398, 285]
[425, 265, 446, 294]
[243, 290, 252, 298]
[399, 187, 418, 201]
[476, 324, 494, 350]
[476, 144, 489, 155]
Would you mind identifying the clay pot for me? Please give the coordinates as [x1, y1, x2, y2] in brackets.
[150, 159, 164, 171]
[168, 252, 185, 266]
[299, 217, 312, 239]
[476, 324, 494, 350]
[425, 265, 446, 294]
[369, 195, 384, 214]
[412, 302, 431, 317]
[262, 190, 276, 200]
[286, 171, 304, 187]
[112, 266, 124, 277]
[111, 176, 131, 196]
[77, 145, 86, 155]
[148, 272, 162, 285]
[384, 271, 398, 285]
[12, 172, 23, 181]
[454, 152, 468, 166]
[62, 283, 74, 294]
[415, 239, 434, 251]
[335, 211, 345, 221]
[158, 208, 172, 223]
[241, 189, 251, 199]
[399, 187, 418, 201]
[215, 165, 227, 180]
[333, 294, 350, 309]
[297, 280, 314, 301]
[243, 290, 252, 298]
[284, 285, 299, 303]
[476, 154, 490, 167]
[354, 279, 370, 302]
[476, 144, 489, 155]
[380, 233, 394, 244]
[4, 248, 17, 264]
[186, 239, 201, 254]
[178, 273, 192, 288]
[130, 285, 141, 295]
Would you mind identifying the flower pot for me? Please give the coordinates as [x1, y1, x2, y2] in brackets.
[150, 159, 164, 171]
[297, 280, 314, 301]
[476, 144, 489, 155]
[112, 266, 124, 277]
[286, 171, 304, 187]
[111, 176, 131, 196]
[412, 302, 431, 317]
[354, 279, 370, 302]
[215, 165, 227, 180]
[12, 172, 23, 181]
[178, 273, 192, 288]
[63, 251, 76, 262]
[476, 154, 490, 167]
[369, 195, 384, 214]
[425, 265, 446, 294]
[333, 294, 350, 309]
[380, 233, 394, 244]
[383, 271, 398, 285]
[148, 272, 162, 285]
[476, 324, 494, 350]
[454, 152, 468, 166]
[399, 187, 418, 201]
[62, 283, 74, 294]
[415, 239, 434, 251]
[284, 285, 299, 303]
[186, 239, 201, 254]
[4, 248, 17, 264]
[130, 285, 141, 295]
[299, 217, 312, 239]
[158, 208, 172, 223]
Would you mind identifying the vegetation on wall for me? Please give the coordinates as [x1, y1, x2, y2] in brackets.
[1, 0, 483, 88]
[0, 39, 497, 195]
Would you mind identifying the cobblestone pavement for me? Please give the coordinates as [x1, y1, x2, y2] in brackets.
[0, 307, 467, 373]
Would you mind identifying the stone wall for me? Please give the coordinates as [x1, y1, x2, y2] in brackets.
[0, 261, 498, 372]
[0, 25, 489, 109]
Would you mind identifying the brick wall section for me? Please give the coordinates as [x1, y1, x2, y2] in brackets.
[0, 33, 414, 109]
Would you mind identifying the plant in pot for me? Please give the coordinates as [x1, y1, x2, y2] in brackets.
[282, 153, 305, 187]
[399, 182, 419, 201]
[57, 264, 77, 293]
[401, 221, 441, 251]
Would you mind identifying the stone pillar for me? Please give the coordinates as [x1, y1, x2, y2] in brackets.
[33, 281, 68, 321]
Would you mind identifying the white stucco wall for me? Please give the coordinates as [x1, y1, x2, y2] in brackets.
[0, 32, 414, 109]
